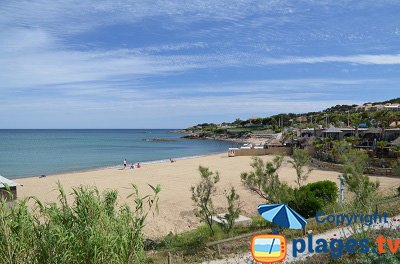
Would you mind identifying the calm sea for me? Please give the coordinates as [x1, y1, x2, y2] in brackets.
[0, 129, 238, 179]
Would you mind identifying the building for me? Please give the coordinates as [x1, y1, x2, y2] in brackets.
[356, 103, 400, 111]
[0, 175, 20, 204]
[295, 116, 307, 122]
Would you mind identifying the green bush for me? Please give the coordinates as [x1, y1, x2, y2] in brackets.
[288, 181, 337, 219]
[289, 188, 323, 218]
[0, 183, 160, 264]
[301, 180, 338, 205]
[213, 128, 226, 134]
[393, 161, 400, 176]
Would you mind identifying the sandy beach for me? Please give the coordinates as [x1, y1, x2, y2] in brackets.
[15, 153, 400, 238]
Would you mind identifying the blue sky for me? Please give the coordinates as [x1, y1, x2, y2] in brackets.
[0, 0, 399, 128]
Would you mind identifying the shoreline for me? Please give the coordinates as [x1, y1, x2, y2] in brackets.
[13, 150, 228, 180]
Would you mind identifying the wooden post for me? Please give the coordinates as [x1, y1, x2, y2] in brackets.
[168, 252, 172, 264]
[216, 244, 221, 256]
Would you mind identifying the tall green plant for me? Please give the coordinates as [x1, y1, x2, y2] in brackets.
[342, 150, 379, 211]
[220, 187, 241, 234]
[289, 149, 313, 187]
[0, 182, 160, 264]
[191, 166, 220, 236]
[331, 140, 351, 163]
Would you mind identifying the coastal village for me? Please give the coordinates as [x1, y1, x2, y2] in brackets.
[185, 98, 400, 177]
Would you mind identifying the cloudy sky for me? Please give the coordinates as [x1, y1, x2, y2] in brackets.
[1, 0, 399, 128]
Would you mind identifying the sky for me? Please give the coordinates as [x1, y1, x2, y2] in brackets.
[0, 0, 399, 128]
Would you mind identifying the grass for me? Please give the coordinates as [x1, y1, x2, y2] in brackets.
[0, 182, 160, 264]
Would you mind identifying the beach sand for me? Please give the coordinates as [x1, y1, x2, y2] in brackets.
[16, 153, 400, 238]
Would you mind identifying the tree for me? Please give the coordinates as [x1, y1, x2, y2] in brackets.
[283, 130, 296, 146]
[350, 113, 362, 137]
[374, 110, 392, 139]
[312, 140, 324, 160]
[376, 140, 388, 158]
[342, 150, 380, 211]
[241, 156, 291, 203]
[331, 140, 351, 163]
[219, 187, 241, 234]
[289, 148, 313, 187]
[345, 136, 361, 147]
[393, 161, 400, 177]
[191, 166, 220, 235]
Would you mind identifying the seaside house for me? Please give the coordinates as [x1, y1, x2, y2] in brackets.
[322, 126, 343, 140]
[391, 137, 400, 147]
[0, 175, 20, 206]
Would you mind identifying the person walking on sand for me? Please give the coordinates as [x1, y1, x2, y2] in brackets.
[123, 159, 127, 169]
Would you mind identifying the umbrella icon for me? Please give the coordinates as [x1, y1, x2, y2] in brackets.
[258, 204, 307, 230]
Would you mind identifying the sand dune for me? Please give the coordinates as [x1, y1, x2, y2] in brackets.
[16, 153, 400, 238]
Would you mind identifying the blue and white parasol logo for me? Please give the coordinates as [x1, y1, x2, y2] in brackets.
[258, 204, 307, 230]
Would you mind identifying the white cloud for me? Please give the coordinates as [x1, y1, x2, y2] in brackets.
[1, 0, 399, 128]
[260, 54, 400, 65]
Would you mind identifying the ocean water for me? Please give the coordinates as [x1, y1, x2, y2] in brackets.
[0, 129, 238, 179]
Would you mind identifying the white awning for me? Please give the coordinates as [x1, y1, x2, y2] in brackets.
[0, 175, 20, 188]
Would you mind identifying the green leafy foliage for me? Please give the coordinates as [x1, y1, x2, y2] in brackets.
[191, 166, 220, 236]
[289, 148, 313, 187]
[331, 140, 352, 163]
[342, 150, 380, 210]
[241, 156, 291, 203]
[0, 182, 160, 264]
[220, 187, 241, 234]
[289, 188, 323, 218]
[302, 180, 338, 205]
[393, 161, 400, 177]
[289, 181, 337, 219]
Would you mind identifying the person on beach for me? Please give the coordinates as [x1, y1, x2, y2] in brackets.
[169, 158, 175, 163]
[123, 159, 127, 169]
[131, 163, 135, 169]
[136, 163, 141, 168]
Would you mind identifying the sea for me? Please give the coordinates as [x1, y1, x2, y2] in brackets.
[0, 129, 239, 179]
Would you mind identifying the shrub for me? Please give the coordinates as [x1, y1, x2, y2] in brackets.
[393, 161, 400, 177]
[342, 150, 380, 210]
[289, 148, 313, 187]
[191, 166, 220, 236]
[220, 187, 241, 234]
[301, 180, 338, 205]
[289, 188, 323, 219]
[331, 140, 351, 163]
[288, 181, 337, 219]
[0, 182, 160, 264]
[241, 156, 287, 203]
